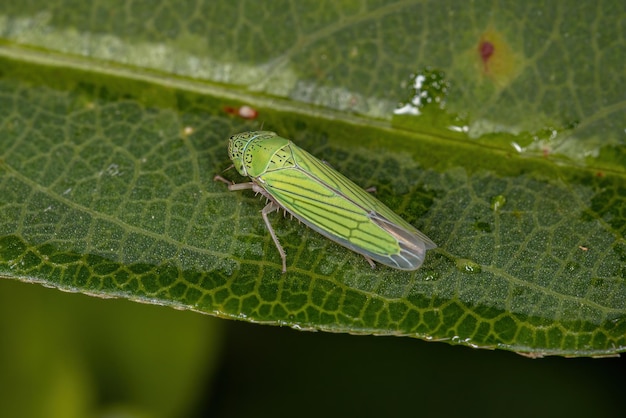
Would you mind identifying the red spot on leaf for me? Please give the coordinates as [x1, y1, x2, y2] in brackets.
[223, 105, 258, 120]
[479, 41, 495, 72]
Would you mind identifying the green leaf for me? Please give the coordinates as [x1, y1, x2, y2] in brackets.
[0, 1, 624, 358]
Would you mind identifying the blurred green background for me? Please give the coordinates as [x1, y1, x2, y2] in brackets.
[1, 279, 624, 417]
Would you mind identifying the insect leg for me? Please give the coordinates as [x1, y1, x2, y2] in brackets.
[213, 175, 256, 191]
[215, 175, 288, 272]
[261, 201, 288, 273]
[363, 255, 376, 269]
[214, 174, 234, 185]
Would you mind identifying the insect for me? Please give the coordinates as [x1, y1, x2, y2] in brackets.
[214, 131, 436, 273]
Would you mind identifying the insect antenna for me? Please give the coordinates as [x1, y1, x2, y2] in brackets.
[220, 164, 235, 173]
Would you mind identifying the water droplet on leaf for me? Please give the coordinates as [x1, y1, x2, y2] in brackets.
[491, 195, 507, 211]
[455, 258, 482, 274]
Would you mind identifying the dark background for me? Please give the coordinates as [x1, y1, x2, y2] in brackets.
[207, 318, 625, 418]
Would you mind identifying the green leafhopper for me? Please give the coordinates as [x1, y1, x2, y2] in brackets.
[215, 131, 436, 273]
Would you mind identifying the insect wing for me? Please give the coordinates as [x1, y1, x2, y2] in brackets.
[258, 142, 435, 270]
